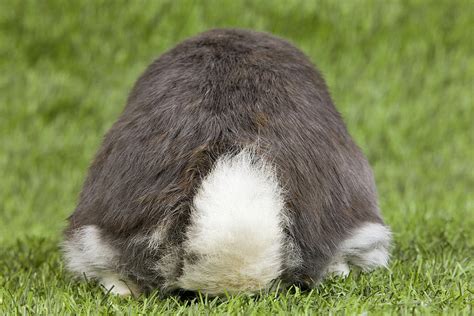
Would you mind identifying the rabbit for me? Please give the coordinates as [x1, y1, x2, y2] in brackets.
[63, 29, 391, 297]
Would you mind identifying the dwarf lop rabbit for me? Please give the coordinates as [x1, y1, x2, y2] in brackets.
[63, 29, 391, 297]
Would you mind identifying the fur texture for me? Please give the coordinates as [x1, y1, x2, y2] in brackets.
[62, 225, 140, 296]
[63, 225, 117, 278]
[177, 150, 288, 294]
[63, 28, 391, 295]
[325, 222, 391, 276]
[338, 222, 391, 271]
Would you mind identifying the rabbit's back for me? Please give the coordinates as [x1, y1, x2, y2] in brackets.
[64, 29, 390, 295]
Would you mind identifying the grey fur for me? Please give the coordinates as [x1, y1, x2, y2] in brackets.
[64, 28, 388, 294]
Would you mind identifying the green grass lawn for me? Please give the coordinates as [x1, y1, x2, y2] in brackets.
[1, 0, 473, 314]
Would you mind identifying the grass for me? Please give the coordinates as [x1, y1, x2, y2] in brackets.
[0, 0, 473, 314]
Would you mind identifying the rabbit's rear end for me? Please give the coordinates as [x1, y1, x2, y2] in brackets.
[63, 29, 391, 296]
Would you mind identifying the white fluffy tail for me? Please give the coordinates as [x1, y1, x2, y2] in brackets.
[177, 150, 287, 295]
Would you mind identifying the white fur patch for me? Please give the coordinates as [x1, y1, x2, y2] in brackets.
[63, 225, 118, 278]
[177, 150, 287, 295]
[338, 222, 392, 272]
[63, 225, 139, 296]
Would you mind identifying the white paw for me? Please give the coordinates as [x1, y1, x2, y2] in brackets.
[326, 259, 350, 277]
[326, 222, 391, 275]
[340, 222, 391, 271]
[101, 274, 140, 297]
